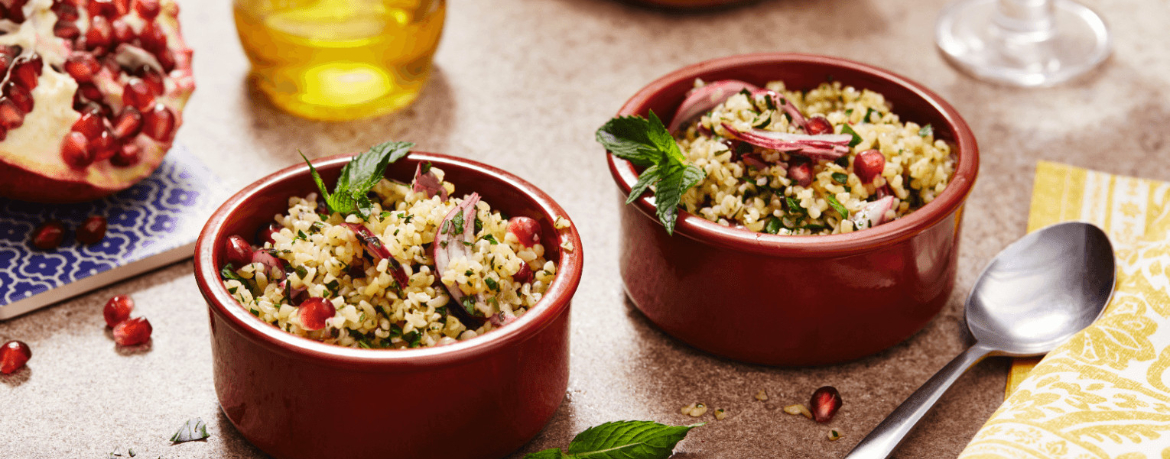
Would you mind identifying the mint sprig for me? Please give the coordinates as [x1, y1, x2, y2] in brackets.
[301, 141, 414, 219]
[597, 111, 705, 235]
[526, 420, 702, 459]
[169, 417, 209, 443]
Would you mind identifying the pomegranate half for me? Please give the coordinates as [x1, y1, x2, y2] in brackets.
[0, 0, 194, 203]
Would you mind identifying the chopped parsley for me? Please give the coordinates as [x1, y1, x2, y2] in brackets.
[482, 234, 499, 245]
[919, 124, 933, 138]
[763, 216, 782, 234]
[826, 194, 849, 218]
[841, 124, 862, 147]
[831, 172, 848, 184]
[484, 277, 499, 291]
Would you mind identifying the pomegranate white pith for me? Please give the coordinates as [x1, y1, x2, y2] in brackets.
[0, 0, 193, 203]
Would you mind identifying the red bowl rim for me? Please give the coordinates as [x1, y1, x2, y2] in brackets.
[606, 52, 979, 256]
[193, 152, 584, 370]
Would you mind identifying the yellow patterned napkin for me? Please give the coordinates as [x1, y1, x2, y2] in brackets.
[959, 161, 1170, 458]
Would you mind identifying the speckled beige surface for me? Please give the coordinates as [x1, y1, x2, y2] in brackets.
[3, 0, 1169, 457]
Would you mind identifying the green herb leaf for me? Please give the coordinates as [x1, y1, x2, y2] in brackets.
[169, 418, 210, 443]
[595, 116, 661, 167]
[826, 194, 849, 219]
[296, 229, 308, 241]
[841, 124, 862, 148]
[919, 124, 933, 138]
[525, 421, 702, 459]
[786, 196, 805, 215]
[625, 164, 661, 205]
[220, 266, 245, 283]
[831, 172, 848, 184]
[864, 107, 879, 123]
[482, 234, 499, 245]
[764, 216, 782, 234]
[302, 141, 414, 216]
[484, 277, 499, 291]
[752, 113, 772, 129]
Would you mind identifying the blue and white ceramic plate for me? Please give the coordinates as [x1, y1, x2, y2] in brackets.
[0, 145, 222, 319]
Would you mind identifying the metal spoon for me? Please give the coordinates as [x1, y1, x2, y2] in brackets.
[846, 221, 1116, 458]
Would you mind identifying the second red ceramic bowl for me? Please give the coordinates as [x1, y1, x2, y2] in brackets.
[194, 152, 583, 459]
[608, 53, 978, 366]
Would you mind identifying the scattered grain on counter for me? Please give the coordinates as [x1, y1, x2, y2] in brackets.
[784, 404, 813, 419]
[828, 429, 842, 441]
[714, 408, 727, 420]
[755, 389, 769, 401]
[680, 403, 709, 417]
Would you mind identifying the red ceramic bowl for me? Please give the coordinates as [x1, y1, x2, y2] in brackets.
[622, 0, 758, 9]
[608, 53, 978, 366]
[194, 152, 583, 459]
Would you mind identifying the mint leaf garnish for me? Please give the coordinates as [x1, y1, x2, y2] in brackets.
[301, 141, 414, 216]
[597, 110, 706, 235]
[826, 194, 849, 219]
[841, 124, 862, 147]
[169, 417, 209, 443]
[526, 420, 701, 459]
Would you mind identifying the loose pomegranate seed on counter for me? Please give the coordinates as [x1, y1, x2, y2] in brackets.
[787, 161, 812, 187]
[0, 340, 31, 374]
[103, 295, 134, 328]
[30, 220, 66, 250]
[224, 235, 253, 268]
[76, 215, 108, 244]
[61, 131, 92, 169]
[810, 386, 843, 423]
[256, 222, 282, 246]
[507, 216, 541, 248]
[513, 262, 533, 284]
[298, 298, 335, 331]
[806, 116, 833, 135]
[112, 317, 152, 346]
[853, 149, 886, 184]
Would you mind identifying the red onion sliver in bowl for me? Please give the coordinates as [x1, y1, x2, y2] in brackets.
[667, 79, 760, 133]
[411, 162, 448, 200]
[341, 222, 410, 288]
[751, 88, 808, 131]
[252, 250, 286, 281]
[851, 195, 896, 230]
[433, 192, 487, 327]
[720, 122, 850, 161]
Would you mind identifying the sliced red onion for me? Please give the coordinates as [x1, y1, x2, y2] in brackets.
[279, 280, 309, 306]
[342, 222, 409, 288]
[251, 250, 285, 281]
[741, 154, 769, 170]
[851, 196, 895, 230]
[667, 80, 760, 133]
[433, 193, 488, 328]
[751, 88, 808, 131]
[411, 163, 448, 200]
[490, 311, 517, 328]
[721, 122, 850, 161]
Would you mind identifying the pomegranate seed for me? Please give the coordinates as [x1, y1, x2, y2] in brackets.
[853, 149, 886, 184]
[77, 215, 109, 244]
[3, 81, 32, 113]
[111, 106, 142, 139]
[122, 78, 154, 109]
[513, 262, 533, 284]
[9, 54, 41, 91]
[77, 84, 103, 105]
[62, 132, 93, 169]
[53, 20, 80, 39]
[0, 98, 24, 129]
[71, 112, 104, 138]
[810, 386, 843, 423]
[255, 222, 281, 246]
[0, 46, 18, 72]
[0, 126, 8, 141]
[6, 0, 24, 22]
[63, 52, 101, 83]
[30, 220, 66, 250]
[111, 18, 133, 44]
[507, 217, 541, 248]
[297, 298, 335, 331]
[141, 103, 174, 141]
[0, 340, 31, 374]
[788, 161, 812, 187]
[156, 48, 176, 73]
[52, 1, 79, 20]
[89, 128, 118, 162]
[87, 0, 117, 17]
[140, 66, 164, 95]
[139, 20, 166, 53]
[223, 235, 253, 268]
[112, 317, 152, 346]
[86, 15, 114, 51]
[806, 116, 833, 135]
[135, 0, 159, 19]
[113, 0, 131, 15]
[111, 142, 139, 167]
[103, 294, 134, 327]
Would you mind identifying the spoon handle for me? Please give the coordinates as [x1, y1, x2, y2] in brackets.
[845, 343, 995, 459]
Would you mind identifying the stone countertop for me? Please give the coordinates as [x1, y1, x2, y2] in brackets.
[3, 0, 1168, 457]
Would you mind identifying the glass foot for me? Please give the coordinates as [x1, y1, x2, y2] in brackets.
[936, 0, 1111, 87]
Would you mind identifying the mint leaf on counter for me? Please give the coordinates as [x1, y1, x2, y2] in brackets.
[169, 417, 209, 443]
[302, 141, 415, 217]
[526, 420, 702, 459]
[597, 111, 706, 235]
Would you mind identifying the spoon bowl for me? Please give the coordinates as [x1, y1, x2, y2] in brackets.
[847, 221, 1115, 458]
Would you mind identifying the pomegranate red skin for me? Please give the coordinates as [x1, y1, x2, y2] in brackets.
[103, 294, 134, 328]
[787, 161, 812, 187]
[31, 220, 66, 250]
[0, 340, 32, 374]
[298, 297, 335, 331]
[810, 386, 843, 423]
[507, 217, 541, 248]
[76, 215, 108, 244]
[854, 149, 886, 184]
[112, 317, 152, 346]
[223, 235, 253, 268]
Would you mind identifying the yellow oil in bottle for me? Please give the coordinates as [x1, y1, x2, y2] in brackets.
[234, 0, 445, 121]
